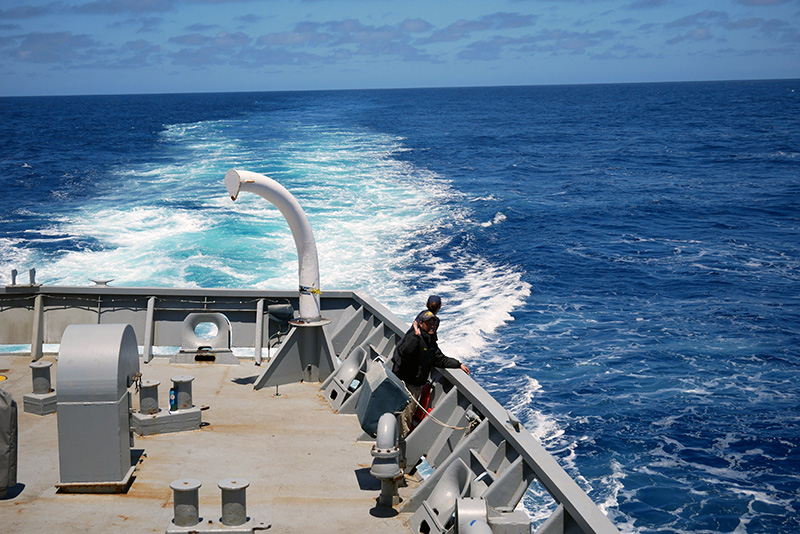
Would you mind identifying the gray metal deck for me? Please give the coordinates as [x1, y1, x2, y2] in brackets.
[0, 352, 414, 533]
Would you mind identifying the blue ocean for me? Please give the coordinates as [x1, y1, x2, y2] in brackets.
[1, 80, 799, 533]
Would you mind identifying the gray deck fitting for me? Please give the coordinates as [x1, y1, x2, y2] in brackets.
[170, 478, 202, 527]
[139, 379, 160, 415]
[131, 406, 203, 436]
[167, 477, 270, 533]
[253, 320, 336, 389]
[23, 360, 56, 415]
[219, 478, 249, 527]
[487, 508, 531, 533]
[22, 391, 57, 415]
[133, 375, 204, 435]
[166, 517, 271, 533]
[173, 312, 240, 365]
[171, 349, 240, 365]
[172, 374, 195, 410]
[55, 464, 136, 494]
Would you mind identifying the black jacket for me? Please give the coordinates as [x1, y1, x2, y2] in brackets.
[391, 328, 461, 387]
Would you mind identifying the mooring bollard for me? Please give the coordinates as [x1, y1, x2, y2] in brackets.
[30, 361, 53, 394]
[138, 380, 160, 415]
[23, 360, 57, 415]
[171, 375, 194, 410]
[219, 478, 250, 527]
[170, 478, 202, 527]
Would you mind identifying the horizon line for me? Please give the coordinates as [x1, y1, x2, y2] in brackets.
[2, 76, 798, 99]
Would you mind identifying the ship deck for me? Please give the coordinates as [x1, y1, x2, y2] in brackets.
[0, 352, 414, 533]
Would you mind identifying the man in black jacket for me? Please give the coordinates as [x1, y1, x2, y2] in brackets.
[392, 310, 470, 436]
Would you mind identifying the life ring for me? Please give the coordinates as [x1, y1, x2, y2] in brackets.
[410, 383, 432, 430]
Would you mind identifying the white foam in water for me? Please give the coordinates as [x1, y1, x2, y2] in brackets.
[427, 257, 530, 363]
[0, 237, 32, 280]
[33, 207, 220, 286]
[480, 212, 507, 227]
[505, 375, 565, 442]
[596, 460, 630, 528]
[8, 113, 531, 350]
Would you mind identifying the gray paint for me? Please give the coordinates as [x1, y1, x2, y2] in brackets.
[56, 324, 140, 485]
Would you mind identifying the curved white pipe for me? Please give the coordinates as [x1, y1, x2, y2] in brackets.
[225, 169, 321, 320]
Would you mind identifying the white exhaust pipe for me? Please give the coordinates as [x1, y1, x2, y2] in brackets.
[225, 169, 322, 321]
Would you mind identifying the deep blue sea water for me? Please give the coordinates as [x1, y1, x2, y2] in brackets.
[1, 80, 799, 533]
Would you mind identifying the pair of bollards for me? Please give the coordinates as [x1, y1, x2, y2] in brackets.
[132, 374, 203, 437]
[138, 374, 195, 414]
[170, 477, 250, 527]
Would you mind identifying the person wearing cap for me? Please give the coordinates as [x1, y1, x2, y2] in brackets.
[412, 295, 442, 337]
[393, 309, 470, 436]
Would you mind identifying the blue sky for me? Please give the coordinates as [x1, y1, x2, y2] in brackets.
[1, 0, 798, 96]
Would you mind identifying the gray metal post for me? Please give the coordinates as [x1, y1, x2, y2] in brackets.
[138, 380, 160, 415]
[171, 375, 194, 410]
[31, 294, 43, 361]
[170, 478, 202, 527]
[219, 478, 249, 527]
[254, 298, 265, 366]
[30, 361, 53, 394]
[142, 297, 156, 363]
